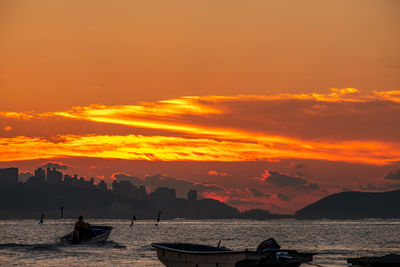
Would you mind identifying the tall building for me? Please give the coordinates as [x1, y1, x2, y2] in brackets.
[112, 180, 147, 201]
[64, 174, 80, 186]
[46, 167, 62, 184]
[0, 167, 18, 186]
[188, 189, 197, 202]
[26, 167, 46, 184]
[113, 180, 133, 199]
[78, 177, 94, 187]
[34, 168, 46, 183]
[138, 186, 147, 201]
[98, 180, 108, 191]
[151, 187, 176, 202]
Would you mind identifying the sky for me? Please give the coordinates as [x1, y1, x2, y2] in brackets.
[1, 0, 400, 213]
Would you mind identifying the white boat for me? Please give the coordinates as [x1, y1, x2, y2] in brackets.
[60, 225, 113, 244]
[152, 238, 314, 267]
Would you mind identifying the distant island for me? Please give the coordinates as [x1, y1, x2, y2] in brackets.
[0, 167, 289, 220]
[295, 189, 400, 219]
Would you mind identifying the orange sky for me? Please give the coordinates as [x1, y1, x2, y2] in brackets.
[1, 1, 400, 213]
[1, 0, 400, 111]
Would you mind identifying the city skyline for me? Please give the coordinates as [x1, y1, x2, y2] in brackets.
[1, 165, 194, 200]
[0, 165, 267, 220]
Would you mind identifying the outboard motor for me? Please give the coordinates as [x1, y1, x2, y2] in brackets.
[256, 238, 281, 252]
[71, 230, 80, 244]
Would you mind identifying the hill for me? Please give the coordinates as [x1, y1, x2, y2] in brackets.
[295, 190, 400, 219]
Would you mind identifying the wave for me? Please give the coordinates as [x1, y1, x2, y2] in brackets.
[0, 243, 60, 251]
[0, 240, 126, 251]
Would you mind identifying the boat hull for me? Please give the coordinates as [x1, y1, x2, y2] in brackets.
[153, 244, 246, 267]
[60, 225, 113, 244]
[152, 243, 313, 267]
[348, 253, 400, 267]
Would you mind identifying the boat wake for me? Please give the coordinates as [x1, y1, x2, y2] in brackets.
[95, 240, 126, 249]
[0, 242, 61, 251]
[0, 240, 126, 252]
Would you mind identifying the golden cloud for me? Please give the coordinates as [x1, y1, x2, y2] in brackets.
[0, 133, 399, 165]
[1, 89, 399, 165]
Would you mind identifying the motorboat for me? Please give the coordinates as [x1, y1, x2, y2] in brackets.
[60, 225, 113, 244]
[348, 253, 400, 267]
[151, 238, 314, 267]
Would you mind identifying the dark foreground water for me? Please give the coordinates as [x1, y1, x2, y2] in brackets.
[0, 219, 399, 266]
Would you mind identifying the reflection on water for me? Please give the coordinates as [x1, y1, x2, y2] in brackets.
[0, 219, 399, 266]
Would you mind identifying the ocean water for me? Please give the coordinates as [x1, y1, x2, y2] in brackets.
[0, 219, 399, 266]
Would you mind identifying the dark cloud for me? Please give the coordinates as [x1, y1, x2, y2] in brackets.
[226, 199, 265, 206]
[386, 183, 400, 190]
[307, 183, 320, 190]
[357, 181, 400, 192]
[42, 162, 71, 170]
[247, 188, 270, 198]
[277, 193, 291, 201]
[294, 164, 305, 169]
[384, 169, 400, 180]
[113, 172, 142, 183]
[214, 97, 400, 143]
[112, 173, 224, 198]
[194, 183, 224, 192]
[358, 184, 379, 191]
[268, 203, 282, 210]
[264, 171, 319, 190]
[208, 171, 231, 176]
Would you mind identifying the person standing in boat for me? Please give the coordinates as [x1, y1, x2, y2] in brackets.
[73, 216, 91, 241]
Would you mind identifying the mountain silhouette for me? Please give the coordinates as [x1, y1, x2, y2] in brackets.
[295, 190, 400, 219]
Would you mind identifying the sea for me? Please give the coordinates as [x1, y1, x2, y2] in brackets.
[0, 219, 399, 266]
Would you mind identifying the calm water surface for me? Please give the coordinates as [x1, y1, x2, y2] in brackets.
[0, 219, 399, 266]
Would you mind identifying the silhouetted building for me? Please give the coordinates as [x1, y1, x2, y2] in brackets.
[78, 177, 95, 188]
[149, 187, 176, 206]
[113, 180, 132, 199]
[112, 180, 147, 201]
[98, 180, 108, 191]
[26, 167, 46, 184]
[63, 174, 77, 185]
[188, 189, 197, 202]
[0, 167, 18, 186]
[138, 186, 147, 201]
[46, 167, 62, 184]
[34, 168, 46, 183]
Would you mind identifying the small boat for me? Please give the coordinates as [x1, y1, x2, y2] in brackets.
[60, 225, 113, 244]
[348, 253, 400, 267]
[151, 238, 314, 267]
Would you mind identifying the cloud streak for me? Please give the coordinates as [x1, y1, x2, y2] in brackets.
[41, 162, 72, 170]
[385, 169, 400, 181]
[0, 133, 399, 164]
[1, 89, 400, 165]
[260, 171, 319, 190]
